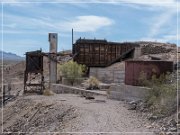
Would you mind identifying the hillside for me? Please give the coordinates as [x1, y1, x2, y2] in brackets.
[0, 51, 24, 61]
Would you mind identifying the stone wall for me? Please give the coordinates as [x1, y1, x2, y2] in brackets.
[107, 84, 150, 101]
[89, 62, 125, 84]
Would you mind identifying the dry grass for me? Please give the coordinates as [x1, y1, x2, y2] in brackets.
[85, 76, 100, 90]
[43, 89, 54, 96]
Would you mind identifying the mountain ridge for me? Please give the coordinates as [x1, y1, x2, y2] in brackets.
[0, 51, 25, 61]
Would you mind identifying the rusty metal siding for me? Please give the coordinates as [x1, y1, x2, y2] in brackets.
[125, 60, 173, 86]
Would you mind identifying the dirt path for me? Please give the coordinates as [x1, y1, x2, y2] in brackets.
[1, 94, 156, 134]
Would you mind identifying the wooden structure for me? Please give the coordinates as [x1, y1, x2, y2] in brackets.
[23, 49, 72, 94]
[24, 50, 44, 94]
[73, 38, 139, 67]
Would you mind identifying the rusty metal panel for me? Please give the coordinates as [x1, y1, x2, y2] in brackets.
[125, 60, 173, 86]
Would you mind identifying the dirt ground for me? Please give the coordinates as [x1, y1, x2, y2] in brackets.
[1, 94, 158, 135]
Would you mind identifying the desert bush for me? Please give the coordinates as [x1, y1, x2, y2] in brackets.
[86, 76, 100, 90]
[141, 73, 177, 117]
[58, 60, 86, 86]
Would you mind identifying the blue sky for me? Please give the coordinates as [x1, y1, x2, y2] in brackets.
[0, 0, 180, 56]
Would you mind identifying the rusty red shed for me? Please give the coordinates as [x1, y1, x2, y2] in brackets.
[125, 60, 173, 86]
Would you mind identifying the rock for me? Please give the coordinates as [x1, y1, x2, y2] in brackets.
[148, 115, 158, 120]
[136, 102, 146, 112]
[142, 108, 148, 112]
[177, 123, 180, 129]
[85, 96, 95, 100]
[166, 133, 173, 135]
[146, 125, 153, 129]
[178, 112, 180, 118]
[127, 104, 136, 110]
[160, 126, 168, 132]
[129, 100, 141, 105]
[169, 127, 177, 132]
[168, 119, 177, 127]
[127, 100, 141, 110]
[99, 83, 110, 89]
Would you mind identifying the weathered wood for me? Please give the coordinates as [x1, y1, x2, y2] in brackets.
[73, 38, 139, 67]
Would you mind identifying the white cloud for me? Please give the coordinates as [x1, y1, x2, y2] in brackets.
[141, 34, 180, 43]
[147, 9, 176, 38]
[64, 15, 114, 32]
[3, 13, 114, 34]
[137, 0, 178, 43]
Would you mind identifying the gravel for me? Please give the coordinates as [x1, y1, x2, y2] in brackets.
[1, 94, 159, 134]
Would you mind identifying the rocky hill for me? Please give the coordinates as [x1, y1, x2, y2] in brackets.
[132, 41, 178, 62]
[0, 51, 24, 61]
[136, 41, 177, 54]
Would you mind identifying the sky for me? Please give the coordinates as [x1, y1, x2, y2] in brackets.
[0, 0, 179, 57]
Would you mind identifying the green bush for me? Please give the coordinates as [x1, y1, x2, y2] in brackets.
[59, 60, 86, 86]
[139, 72, 177, 117]
[86, 76, 100, 90]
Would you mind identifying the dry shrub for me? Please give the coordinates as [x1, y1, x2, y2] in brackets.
[43, 89, 54, 96]
[86, 76, 100, 90]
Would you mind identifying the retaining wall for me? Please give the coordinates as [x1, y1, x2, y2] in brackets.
[51, 83, 106, 96]
[107, 84, 150, 101]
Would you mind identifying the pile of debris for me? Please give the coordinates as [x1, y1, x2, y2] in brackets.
[126, 100, 178, 133]
[2, 97, 78, 133]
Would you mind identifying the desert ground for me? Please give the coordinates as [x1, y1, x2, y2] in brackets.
[1, 94, 158, 135]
